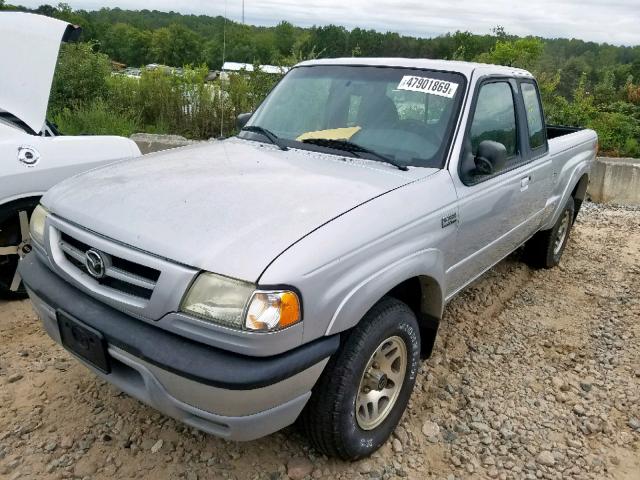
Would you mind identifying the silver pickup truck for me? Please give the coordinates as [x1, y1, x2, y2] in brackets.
[20, 58, 597, 460]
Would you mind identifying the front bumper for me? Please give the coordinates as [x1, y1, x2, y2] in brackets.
[19, 253, 338, 441]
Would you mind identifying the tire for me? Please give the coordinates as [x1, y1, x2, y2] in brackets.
[0, 200, 38, 300]
[301, 297, 421, 460]
[525, 197, 575, 269]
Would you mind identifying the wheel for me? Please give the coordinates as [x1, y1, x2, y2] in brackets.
[301, 297, 421, 460]
[0, 203, 36, 300]
[525, 197, 575, 269]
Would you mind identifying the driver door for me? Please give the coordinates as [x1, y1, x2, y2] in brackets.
[447, 78, 539, 296]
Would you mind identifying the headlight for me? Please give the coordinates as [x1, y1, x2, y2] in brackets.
[180, 273, 255, 328]
[29, 205, 48, 245]
[180, 272, 302, 332]
[245, 290, 301, 331]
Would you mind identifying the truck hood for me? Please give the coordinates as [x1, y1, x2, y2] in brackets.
[0, 13, 80, 133]
[43, 138, 436, 281]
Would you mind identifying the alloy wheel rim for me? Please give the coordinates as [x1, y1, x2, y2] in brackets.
[355, 335, 407, 430]
[0, 210, 31, 292]
[553, 210, 571, 256]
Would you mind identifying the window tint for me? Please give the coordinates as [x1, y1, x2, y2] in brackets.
[469, 82, 517, 157]
[520, 82, 545, 150]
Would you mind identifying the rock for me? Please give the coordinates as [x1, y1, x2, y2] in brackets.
[573, 404, 586, 416]
[551, 376, 564, 390]
[421, 421, 440, 442]
[536, 451, 556, 467]
[392, 438, 403, 453]
[566, 438, 581, 448]
[287, 457, 314, 480]
[358, 461, 374, 474]
[186, 472, 198, 480]
[59, 437, 73, 449]
[43, 441, 57, 452]
[580, 381, 593, 392]
[7, 373, 23, 383]
[628, 417, 640, 431]
[73, 459, 98, 477]
[499, 428, 516, 440]
[150, 439, 163, 453]
[393, 425, 409, 445]
[469, 422, 490, 433]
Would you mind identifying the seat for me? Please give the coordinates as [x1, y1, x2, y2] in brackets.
[356, 95, 399, 129]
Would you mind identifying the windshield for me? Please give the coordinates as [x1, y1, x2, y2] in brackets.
[241, 65, 466, 169]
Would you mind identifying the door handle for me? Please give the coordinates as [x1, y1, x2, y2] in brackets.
[520, 176, 531, 191]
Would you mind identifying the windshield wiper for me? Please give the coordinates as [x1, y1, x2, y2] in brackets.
[241, 125, 288, 151]
[301, 138, 408, 171]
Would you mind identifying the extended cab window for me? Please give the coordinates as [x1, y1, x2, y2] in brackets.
[469, 82, 517, 158]
[520, 82, 546, 150]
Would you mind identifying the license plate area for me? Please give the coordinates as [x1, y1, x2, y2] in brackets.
[57, 311, 111, 374]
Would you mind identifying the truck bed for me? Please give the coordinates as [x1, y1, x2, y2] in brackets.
[547, 125, 583, 140]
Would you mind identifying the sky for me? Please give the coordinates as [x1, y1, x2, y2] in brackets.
[13, 0, 640, 46]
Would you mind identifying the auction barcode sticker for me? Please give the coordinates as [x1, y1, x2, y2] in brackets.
[396, 76, 459, 98]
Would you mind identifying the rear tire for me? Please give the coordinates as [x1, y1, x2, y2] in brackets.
[525, 197, 575, 269]
[0, 201, 37, 300]
[301, 297, 421, 460]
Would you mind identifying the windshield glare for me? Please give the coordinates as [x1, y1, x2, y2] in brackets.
[244, 65, 466, 168]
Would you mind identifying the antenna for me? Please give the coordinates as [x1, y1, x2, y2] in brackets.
[242, 0, 245, 24]
[219, 0, 227, 139]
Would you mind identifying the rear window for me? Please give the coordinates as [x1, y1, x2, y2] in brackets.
[521, 82, 545, 150]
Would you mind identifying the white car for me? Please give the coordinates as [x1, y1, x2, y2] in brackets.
[0, 12, 141, 299]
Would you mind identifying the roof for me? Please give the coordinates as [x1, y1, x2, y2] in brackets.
[222, 62, 289, 74]
[295, 57, 533, 79]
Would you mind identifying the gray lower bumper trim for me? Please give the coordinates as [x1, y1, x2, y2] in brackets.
[28, 288, 327, 441]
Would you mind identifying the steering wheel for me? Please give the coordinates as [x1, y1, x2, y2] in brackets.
[398, 119, 442, 146]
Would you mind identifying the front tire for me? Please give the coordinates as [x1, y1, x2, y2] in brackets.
[301, 297, 421, 460]
[525, 197, 575, 269]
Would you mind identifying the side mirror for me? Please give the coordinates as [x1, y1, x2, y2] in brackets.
[236, 112, 252, 130]
[474, 140, 507, 175]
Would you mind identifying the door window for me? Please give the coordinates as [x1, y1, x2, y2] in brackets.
[469, 82, 518, 158]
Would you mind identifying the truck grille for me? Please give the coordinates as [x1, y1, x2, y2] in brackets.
[59, 232, 160, 300]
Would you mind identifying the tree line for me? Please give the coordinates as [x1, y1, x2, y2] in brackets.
[2, 2, 639, 156]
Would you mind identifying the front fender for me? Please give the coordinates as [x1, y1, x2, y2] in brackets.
[258, 170, 458, 346]
[325, 248, 445, 335]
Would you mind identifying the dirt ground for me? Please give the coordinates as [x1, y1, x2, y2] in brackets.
[1, 201, 639, 480]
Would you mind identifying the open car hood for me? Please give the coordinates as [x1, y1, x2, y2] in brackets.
[0, 12, 80, 133]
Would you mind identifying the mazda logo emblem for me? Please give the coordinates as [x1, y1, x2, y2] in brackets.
[85, 249, 108, 279]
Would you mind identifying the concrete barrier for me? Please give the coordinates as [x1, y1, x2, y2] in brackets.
[588, 157, 640, 205]
[130, 133, 202, 154]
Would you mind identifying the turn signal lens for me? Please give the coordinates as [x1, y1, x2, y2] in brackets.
[245, 290, 301, 331]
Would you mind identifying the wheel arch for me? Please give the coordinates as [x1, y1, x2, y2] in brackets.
[571, 173, 589, 202]
[0, 194, 42, 221]
[386, 275, 443, 359]
[325, 250, 446, 360]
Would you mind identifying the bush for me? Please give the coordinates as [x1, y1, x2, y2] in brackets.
[52, 100, 139, 137]
[49, 43, 112, 115]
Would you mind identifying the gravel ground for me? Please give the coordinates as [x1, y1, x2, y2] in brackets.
[1, 201, 639, 480]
